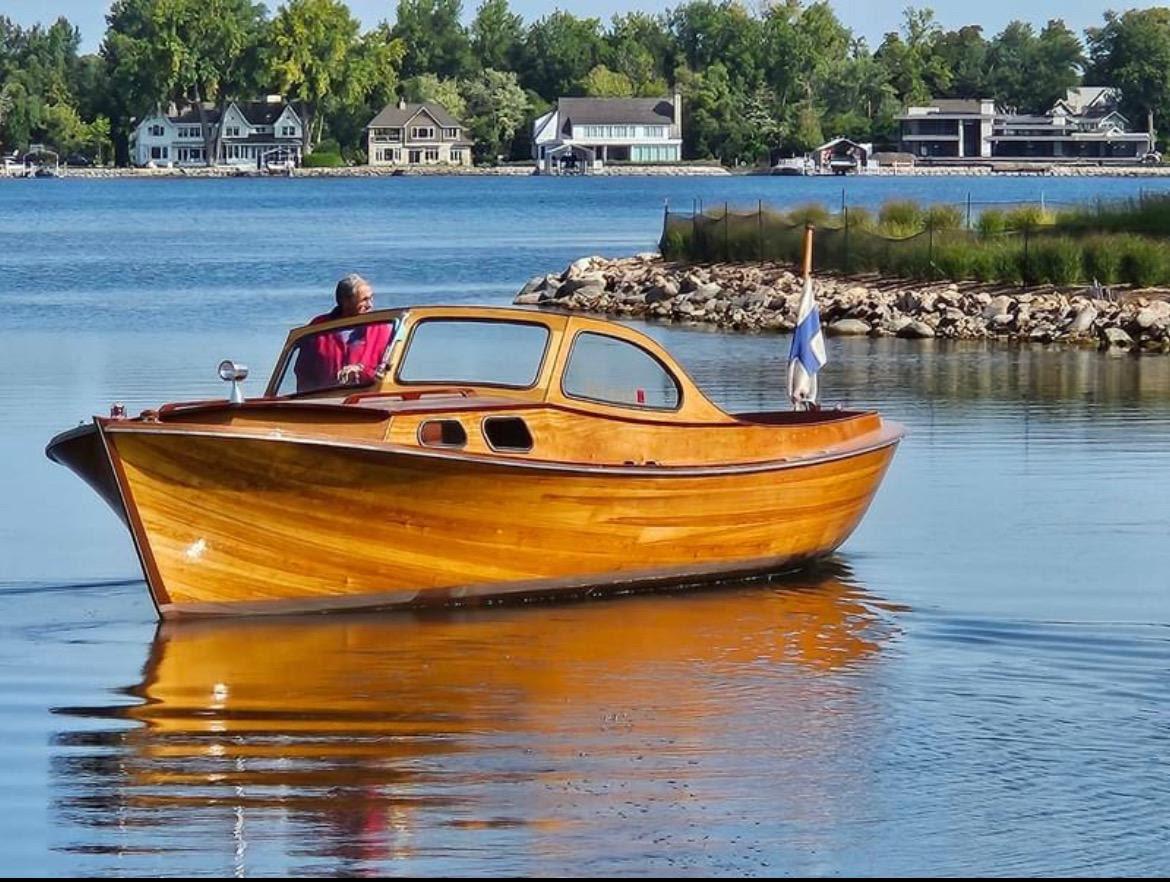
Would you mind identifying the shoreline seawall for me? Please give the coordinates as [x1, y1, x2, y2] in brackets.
[12, 163, 1170, 180]
[515, 254, 1170, 352]
[4, 163, 731, 179]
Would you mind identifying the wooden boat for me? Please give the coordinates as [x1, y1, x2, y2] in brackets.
[46, 304, 903, 618]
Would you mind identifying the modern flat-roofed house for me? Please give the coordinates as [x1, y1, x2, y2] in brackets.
[366, 99, 473, 167]
[898, 90, 1152, 163]
[131, 98, 303, 167]
[532, 95, 683, 173]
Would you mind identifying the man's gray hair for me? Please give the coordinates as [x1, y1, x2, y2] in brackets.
[335, 273, 370, 306]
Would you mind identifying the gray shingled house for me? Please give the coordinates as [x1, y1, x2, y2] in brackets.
[366, 99, 474, 167]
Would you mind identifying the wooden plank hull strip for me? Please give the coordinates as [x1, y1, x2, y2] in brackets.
[104, 430, 898, 617]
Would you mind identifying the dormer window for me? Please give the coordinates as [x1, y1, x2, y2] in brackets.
[443, 127, 459, 139]
[225, 126, 241, 138]
[149, 124, 165, 137]
[280, 125, 296, 137]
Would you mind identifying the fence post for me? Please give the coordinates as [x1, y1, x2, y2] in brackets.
[966, 192, 972, 231]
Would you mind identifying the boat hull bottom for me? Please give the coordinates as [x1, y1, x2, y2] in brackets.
[160, 553, 825, 618]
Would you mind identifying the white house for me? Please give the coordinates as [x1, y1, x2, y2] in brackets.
[532, 95, 683, 173]
[366, 99, 473, 167]
[131, 98, 304, 168]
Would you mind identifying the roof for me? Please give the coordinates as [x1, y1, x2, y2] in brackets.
[557, 97, 675, 127]
[1063, 87, 1115, 114]
[815, 137, 871, 152]
[165, 101, 298, 126]
[367, 102, 464, 129]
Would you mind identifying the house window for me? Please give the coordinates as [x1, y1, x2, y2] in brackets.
[149, 124, 165, 137]
[411, 126, 435, 140]
[409, 149, 422, 164]
[380, 148, 399, 162]
[451, 148, 463, 162]
[425, 148, 439, 162]
[150, 146, 164, 159]
[443, 127, 459, 139]
[225, 126, 241, 137]
[280, 125, 296, 137]
[643, 125, 665, 138]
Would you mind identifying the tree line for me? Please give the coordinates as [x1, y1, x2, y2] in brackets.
[2, 1, 1170, 167]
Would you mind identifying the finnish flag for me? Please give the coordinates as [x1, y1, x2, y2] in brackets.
[787, 274, 827, 409]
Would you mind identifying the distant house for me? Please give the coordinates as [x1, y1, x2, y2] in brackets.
[532, 95, 683, 173]
[131, 98, 303, 168]
[898, 90, 1153, 163]
[365, 99, 473, 167]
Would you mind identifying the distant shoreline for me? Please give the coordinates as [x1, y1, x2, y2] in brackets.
[2, 163, 731, 180]
[9, 163, 1170, 181]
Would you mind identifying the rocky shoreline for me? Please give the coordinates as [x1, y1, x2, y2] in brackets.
[514, 255, 1170, 352]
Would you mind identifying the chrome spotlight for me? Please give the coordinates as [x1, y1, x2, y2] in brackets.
[217, 360, 249, 405]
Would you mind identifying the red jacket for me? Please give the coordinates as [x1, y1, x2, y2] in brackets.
[294, 309, 393, 393]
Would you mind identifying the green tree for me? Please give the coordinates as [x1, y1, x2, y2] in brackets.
[460, 67, 528, 161]
[521, 12, 604, 101]
[1087, 8, 1170, 143]
[392, 0, 473, 80]
[581, 64, 634, 98]
[469, 0, 522, 72]
[41, 100, 86, 153]
[269, 0, 365, 152]
[934, 25, 988, 98]
[403, 72, 466, 119]
[874, 7, 952, 106]
[606, 12, 673, 97]
[986, 21, 1038, 111]
[1032, 20, 1084, 112]
[102, 0, 267, 164]
[668, 1, 763, 92]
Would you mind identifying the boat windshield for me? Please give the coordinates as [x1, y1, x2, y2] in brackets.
[274, 319, 397, 396]
[396, 319, 550, 388]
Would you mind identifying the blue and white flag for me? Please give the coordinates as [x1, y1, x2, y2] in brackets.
[787, 274, 827, 409]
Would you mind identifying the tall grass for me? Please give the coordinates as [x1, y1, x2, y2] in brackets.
[659, 195, 1170, 287]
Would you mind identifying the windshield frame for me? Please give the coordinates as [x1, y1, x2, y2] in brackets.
[393, 317, 553, 391]
[267, 314, 402, 398]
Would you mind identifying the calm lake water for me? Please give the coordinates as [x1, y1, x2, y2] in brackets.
[1, 175, 1168, 876]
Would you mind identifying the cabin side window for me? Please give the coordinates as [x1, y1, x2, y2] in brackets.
[418, 419, 467, 448]
[482, 417, 533, 453]
[562, 333, 682, 410]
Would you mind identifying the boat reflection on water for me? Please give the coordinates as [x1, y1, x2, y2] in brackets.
[52, 566, 902, 873]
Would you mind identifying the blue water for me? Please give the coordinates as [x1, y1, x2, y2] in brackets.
[1, 175, 1168, 876]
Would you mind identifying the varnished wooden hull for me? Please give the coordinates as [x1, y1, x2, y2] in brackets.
[90, 424, 898, 617]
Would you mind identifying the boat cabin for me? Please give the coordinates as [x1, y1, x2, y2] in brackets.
[245, 305, 881, 468]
